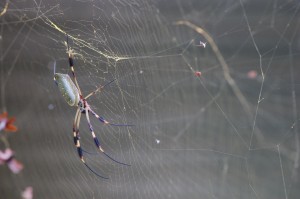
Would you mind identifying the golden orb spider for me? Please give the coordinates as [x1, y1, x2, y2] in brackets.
[54, 35, 133, 179]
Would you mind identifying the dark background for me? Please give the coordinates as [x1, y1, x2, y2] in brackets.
[1, 0, 300, 198]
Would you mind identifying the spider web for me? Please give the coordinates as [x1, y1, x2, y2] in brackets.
[1, 0, 300, 198]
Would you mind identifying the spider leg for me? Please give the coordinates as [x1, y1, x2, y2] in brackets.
[85, 79, 116, 100]
[85, 108, 131, 166]
[89, 108, 134, 127]
[73, 109, 109, 179]
[66, 34, 82, 95]
[53, 60, 58, 86]
[76, 111, 97, 156]
[85, 79, 134, 126]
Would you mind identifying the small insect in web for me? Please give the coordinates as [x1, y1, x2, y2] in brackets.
[194, 71, 202, 77]
[195, 41, 207, 48]
[54, 35, 134, 179]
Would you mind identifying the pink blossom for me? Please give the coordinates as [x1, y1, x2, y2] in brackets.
[0, 112, 17, 132]
[8, 158, 24, 174]
[0, 148, 23, 173]
[0, 148, 13, 164]
[21, 186, 33, 199]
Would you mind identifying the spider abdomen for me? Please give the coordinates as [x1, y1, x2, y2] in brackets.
[54, 73, 80, 106]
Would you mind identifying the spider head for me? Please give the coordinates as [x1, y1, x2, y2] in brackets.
[78, 98, 88, 113]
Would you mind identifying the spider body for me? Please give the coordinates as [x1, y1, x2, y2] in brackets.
[54, 73, 80, 106]
[54, 73, 87, 113]
[53, 35, 132, 179]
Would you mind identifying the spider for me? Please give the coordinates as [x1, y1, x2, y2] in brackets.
[54, 35, 133, 179]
